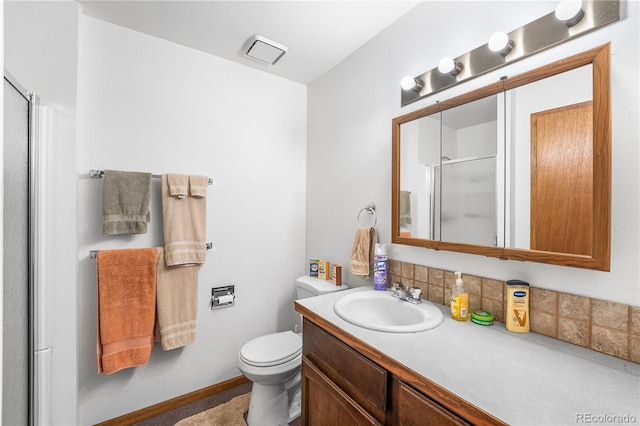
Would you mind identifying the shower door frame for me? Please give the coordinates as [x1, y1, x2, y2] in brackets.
[3, 71, 42, 426]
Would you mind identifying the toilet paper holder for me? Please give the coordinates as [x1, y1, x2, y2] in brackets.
[211, 285, 235, 310]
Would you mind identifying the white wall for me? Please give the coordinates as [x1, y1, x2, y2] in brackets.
[75, 15, 307, 424]
[307, 1, 640, 305]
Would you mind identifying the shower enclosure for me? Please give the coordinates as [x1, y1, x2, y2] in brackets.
[432, 155, 497, 246]
[3, 73, 48, 426]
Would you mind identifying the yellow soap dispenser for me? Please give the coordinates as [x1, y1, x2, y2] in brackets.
[450, 272, 469, 321]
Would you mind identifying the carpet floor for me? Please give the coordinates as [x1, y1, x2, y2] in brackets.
[131, 381, 301, 426]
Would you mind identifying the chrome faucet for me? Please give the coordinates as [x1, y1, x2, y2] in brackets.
[390, 283, 422, 304]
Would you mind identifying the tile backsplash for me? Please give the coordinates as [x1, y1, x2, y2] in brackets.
[388, 259, 640, 364]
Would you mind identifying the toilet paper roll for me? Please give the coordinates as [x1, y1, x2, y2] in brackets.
[217, 294, 234, 305]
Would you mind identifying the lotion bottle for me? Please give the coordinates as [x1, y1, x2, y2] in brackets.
[450, 272, 469, 321]
[506, 280, 530, 333]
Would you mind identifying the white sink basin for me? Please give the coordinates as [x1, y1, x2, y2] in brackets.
[333, 290, 444, 333]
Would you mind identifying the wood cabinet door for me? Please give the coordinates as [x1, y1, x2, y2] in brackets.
[530, 101, 593, 255]
[388, 378, 470, 426]
[301, 358, 382, 426]
[302, 319, 387, 421]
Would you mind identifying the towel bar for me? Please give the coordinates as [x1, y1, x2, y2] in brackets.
[89, 242, 213, 259]
[89, 169, 214, 186]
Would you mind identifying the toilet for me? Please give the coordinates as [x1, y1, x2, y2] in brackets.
[238, 275, 349, 426]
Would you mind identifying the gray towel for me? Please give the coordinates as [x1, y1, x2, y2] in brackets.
[102, 170, 152, 234]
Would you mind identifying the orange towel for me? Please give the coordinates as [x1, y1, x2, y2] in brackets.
[96, 248, 158, 375]
[349, 227, 377, 277]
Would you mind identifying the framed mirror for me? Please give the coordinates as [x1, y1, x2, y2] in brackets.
[392, 44, 610, 271]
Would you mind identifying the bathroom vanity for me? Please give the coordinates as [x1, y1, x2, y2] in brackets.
[295, 287, 640, 425]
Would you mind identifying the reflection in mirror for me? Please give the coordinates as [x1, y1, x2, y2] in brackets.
[440, 95, 501, 246]
[399, 95, 502, 247]
[506, 64, 592, 254]
[399, 112, 440, 240]
[392, 44, 610, 270]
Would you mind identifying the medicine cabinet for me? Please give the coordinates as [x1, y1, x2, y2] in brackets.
[392, 44, 610, 271]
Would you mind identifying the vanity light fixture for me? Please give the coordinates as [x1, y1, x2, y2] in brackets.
[555, 0, 585, 27]
[400, 76, 423, 92]
[488, 32, 514, 55]
[400, 0, 619, 106]
[437, 57, 463, 76]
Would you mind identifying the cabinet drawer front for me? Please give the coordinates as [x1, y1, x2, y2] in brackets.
[303, 319, 387, 421]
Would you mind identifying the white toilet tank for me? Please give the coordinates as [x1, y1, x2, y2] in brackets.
[295, 275, 349, 299]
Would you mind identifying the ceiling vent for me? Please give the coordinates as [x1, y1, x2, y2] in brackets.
[244, 34, 288, 65]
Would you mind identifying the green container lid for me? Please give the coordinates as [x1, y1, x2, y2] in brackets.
[471, 310, 494, 326]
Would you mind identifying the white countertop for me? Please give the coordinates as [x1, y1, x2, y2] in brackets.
[297, 286, 640, 426]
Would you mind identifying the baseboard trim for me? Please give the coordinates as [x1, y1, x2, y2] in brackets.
[94, 375, 250, 426]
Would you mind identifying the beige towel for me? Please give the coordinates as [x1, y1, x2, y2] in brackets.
[102, 170, 152, 234]
[167, 173, 188, 199]
[400, 190, 412, 225]
[96, 248, 157, 374]
[349, 227, 377, 277]
[155, 247, 199, 350]
[189, 175, 208, 199]
[162, 174, 207, 266]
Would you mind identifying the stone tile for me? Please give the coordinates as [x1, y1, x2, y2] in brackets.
[530, 288, 558, 314]
[631, 334, 640, 364]
[469, 295, 482, 314]
[415, 264, 429, 283]
[465, 275, 481, 296]
[388, 259, 402, 277]
[401, 262, 415, 279]
[592, 300, 629, 332]
[530, 311, 557, 338]
[558, 293, 590, 321]
[428, 284, 445, 306]
[389, 274, 401, 287]
[428, 268, 444, 286]
[558, 317, 590, 348]
[444, 271, 456, 289]
[482, 279, 504, 301]
[631, 306, 640, 335]
[591, 325, 629, 360]
[482, 298, 505, 323]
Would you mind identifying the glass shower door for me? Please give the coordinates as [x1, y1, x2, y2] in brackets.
[3, 75, 33, 426]
[439, 156, 497, 246]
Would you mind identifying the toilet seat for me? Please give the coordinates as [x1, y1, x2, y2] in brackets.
[240, 331, 302, 367]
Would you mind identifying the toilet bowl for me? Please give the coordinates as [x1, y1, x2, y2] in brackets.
[237, 276, 349, 426]
[238, 331, 302, 425]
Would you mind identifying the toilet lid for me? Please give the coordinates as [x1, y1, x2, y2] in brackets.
[240, 331, 302, 367]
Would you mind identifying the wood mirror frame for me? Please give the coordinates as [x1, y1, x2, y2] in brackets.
[392, 43, 610, 271]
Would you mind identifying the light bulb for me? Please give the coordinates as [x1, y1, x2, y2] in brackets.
[555, 0, 584, 26]
[488, 32, 514, 55]
[401, 76, 417, 91]
[438, 57, 455, 74]
[437, 57, 462, 76]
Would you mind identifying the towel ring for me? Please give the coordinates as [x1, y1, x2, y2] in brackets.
[357, 202, 377, 227]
